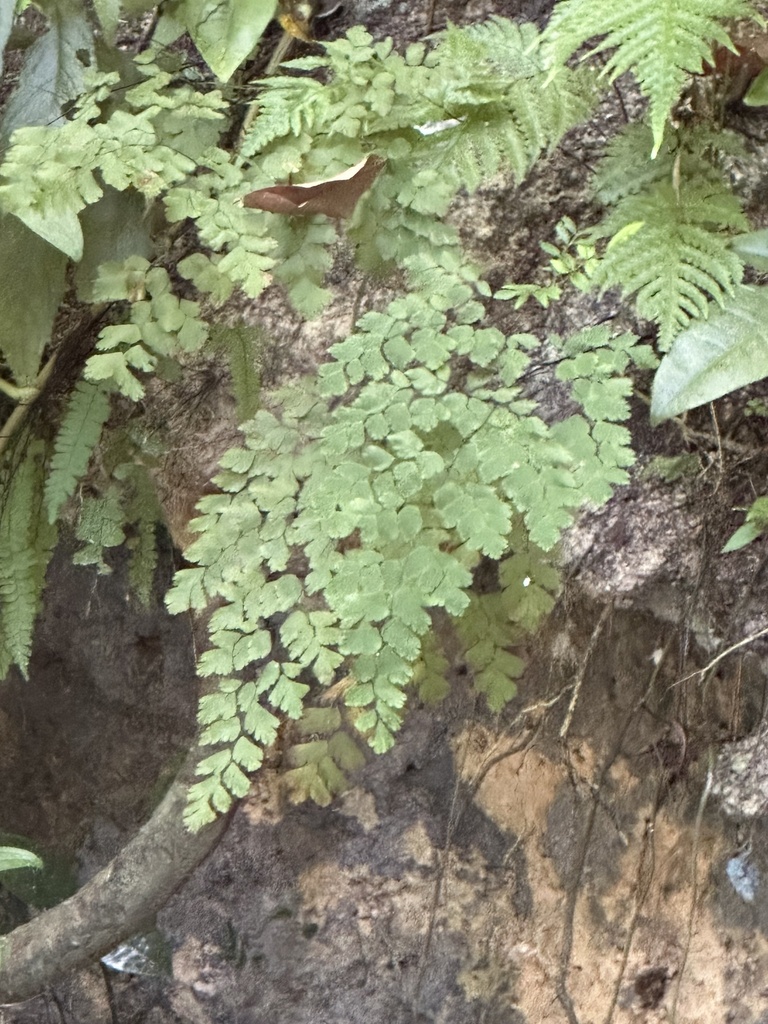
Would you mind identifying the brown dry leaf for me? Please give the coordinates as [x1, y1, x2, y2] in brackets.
[242, 155, 386, 219]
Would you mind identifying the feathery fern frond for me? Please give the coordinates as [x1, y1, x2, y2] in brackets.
[542, 0, 760, 154]
[593, 178, 747, 348]
[44, 380, 111, 523]
[427, 19, 598, 189]
[593, 123, 747, 205]
[0, 441, 57, 679]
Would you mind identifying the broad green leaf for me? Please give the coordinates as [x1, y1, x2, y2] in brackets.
[93, 0, 120, 43]
[184, 0, 277, 82]
[651, 287, 768, 424]
[14, 203, 83, 261]
[76, 188, 153, 302]
[0, 0, 14, 79]
[0, 215, 67, 385]
[732, 229, 768, 272]
[0, 0, 94, 145]
[0, 846, 43, 873]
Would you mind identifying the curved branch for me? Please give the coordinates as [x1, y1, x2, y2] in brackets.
[0, 748, 230, 1005]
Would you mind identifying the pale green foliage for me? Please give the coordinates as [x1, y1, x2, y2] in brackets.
[44, 380, 111, 523]
[185, 19, 598, 309]
[168, 256, 646, 827]
[0, 0, 761, 834]
[85, 258, 208, 399]
[590, 125, 748, 348]
[0, 62, 226, 260]
[541, 0, 760, 153]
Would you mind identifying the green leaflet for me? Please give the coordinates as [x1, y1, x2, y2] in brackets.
[85, 258, 209, 399]
[44, 380, 111, 523]
[283, 708, 366, 806]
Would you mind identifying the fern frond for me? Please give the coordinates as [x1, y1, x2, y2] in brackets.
[424, 21, 597, 190]
[167, 250, 645, 826]
[593, 123, 747, 205]
[282, 707, 366, 806]
[542, 0, 760, 153]
[73, 488, 126, 572]
[44, 380, 111, 523]
[593, 179, 747, 348]
[0, 441, 57, 678]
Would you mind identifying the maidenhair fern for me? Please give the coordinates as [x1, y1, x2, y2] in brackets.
[0, 0, 763, 836]
[167, 253, 649, 828]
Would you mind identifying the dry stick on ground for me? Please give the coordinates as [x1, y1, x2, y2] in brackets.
[556, 643, 671, 1024]
[670, 750, 715, 1024]
[560, 601, 612, 740]
[0, 746, 230, 1005]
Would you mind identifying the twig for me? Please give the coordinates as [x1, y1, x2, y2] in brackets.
[670, 750, 714, 1024]
[670, 625, 768, 689]
[0, 354, 57, 457]
[560, 602, 612, 740]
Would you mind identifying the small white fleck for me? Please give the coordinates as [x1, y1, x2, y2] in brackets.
[522, 576, 531, 588]
[414, 118, 461, 136]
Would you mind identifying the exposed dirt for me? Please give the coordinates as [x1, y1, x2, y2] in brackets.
[4, 0, 768, 1022]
